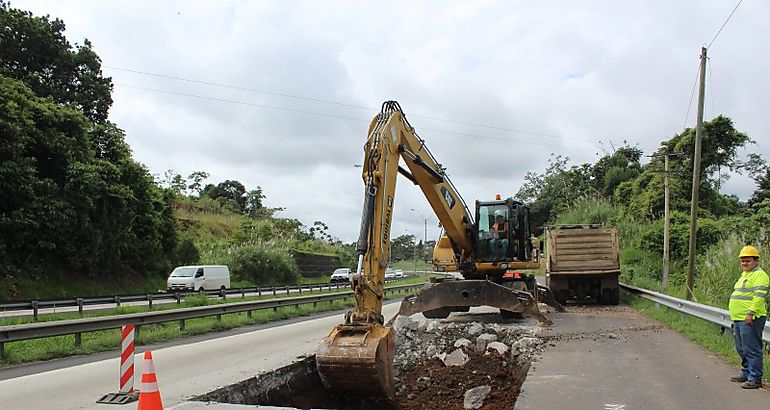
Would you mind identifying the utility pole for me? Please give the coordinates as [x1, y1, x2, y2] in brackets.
[685, 46, 707, 300]
[661, 154, 671, 292]
[650, 152, 682, 292]
[650, 152, 682, 293]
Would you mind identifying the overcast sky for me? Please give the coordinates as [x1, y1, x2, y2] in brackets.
[17, 0, 770, 243]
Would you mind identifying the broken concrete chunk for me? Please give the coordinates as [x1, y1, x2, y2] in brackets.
[475, 333, 498, 352]
[441, 348, 469, 367]
[463, 385, 492, 409]
[510, 337, 540, 357]
[416, 376, 432, 390]
[485, 341, 509, 355]
[406, 318, 421, 331]
[425, 320, 439, 333]
[467, 322, 484, 335]
[393, 316, 410, 330]
[454, 338, 472, 348]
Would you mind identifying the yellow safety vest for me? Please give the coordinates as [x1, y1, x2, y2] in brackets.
[728, 267, 769, 320]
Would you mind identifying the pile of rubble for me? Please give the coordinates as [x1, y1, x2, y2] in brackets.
[392, 315, 544, 409]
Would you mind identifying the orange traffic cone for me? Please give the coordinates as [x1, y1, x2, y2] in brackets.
[137, 351, 163, 410]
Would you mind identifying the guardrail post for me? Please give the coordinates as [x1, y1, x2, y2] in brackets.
[216, 314, 222, 322]
[258, 287, 262, 297]
[74, 332, 82, 348]
[285, 286, 289, 295]
[0, 342, 4, 359]
[221, 289, 226, 301]
[247, 310, 252, 319]
[77, 298, 84, 316]
[298, 285, 302, 295]
[241, 289, 246, 299]
[114, 295, 121, 307]
[31, 300, 39, 321]
[148, 294, 154, 310]
[272, 287, 276, 297]
[175, 292, 181, 305]
[179, 319, 185, 331]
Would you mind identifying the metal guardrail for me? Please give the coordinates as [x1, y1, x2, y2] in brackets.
[620, 283, 770, 342]
[0, 283, 424, 357]
[0, 275, 422, 318]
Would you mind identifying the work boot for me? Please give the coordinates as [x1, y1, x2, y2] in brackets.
[730, 375, 748, 383]
[740, 380, 762, 389]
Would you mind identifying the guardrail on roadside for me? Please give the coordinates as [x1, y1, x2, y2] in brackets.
[620, 283, 770, 343]
[0, 283, 423, 358]
[0, 274, 422, 319]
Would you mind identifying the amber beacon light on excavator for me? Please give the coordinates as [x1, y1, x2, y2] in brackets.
[315, 101, 562, 401]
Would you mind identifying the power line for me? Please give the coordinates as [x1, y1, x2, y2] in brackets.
[114, 83, 601, 152]
[707, 0, 743, 49]
[682, 62, 701, 130]
[104, 65, 596, 143]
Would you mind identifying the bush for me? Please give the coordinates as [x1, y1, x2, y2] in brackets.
[554, 197, 619, 225]
[639, 212, 729, 259]
[175, 237, 200, 265]
[230, 242, 300, 285]
[694, 234, 755, 307]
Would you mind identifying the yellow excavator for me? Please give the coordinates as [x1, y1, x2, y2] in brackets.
[316, 101, 561, 401]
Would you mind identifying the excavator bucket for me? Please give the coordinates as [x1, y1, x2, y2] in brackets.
[393, 280, 552, 325]
[316, 323, 396, 400]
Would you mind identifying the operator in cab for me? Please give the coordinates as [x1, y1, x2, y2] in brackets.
[491, 210, 508, 257]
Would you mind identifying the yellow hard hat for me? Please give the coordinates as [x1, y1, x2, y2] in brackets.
[738, 245, 760, 258]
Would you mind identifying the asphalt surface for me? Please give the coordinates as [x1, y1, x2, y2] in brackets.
[516, 304, 770, 409]
[0, 302, 401, 409]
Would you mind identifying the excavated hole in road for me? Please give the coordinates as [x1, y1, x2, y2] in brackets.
[195, 312, 545, 409]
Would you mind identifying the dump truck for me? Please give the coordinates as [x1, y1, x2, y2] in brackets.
[546, 224, 620, 305]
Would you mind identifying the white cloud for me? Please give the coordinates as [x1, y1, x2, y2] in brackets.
[16, 0, 770, 242]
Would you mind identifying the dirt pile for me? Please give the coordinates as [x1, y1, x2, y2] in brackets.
[392, 315, 543, 409]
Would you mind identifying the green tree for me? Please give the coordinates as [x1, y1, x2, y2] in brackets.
[203, 180, 247, 211]
[0, 2, 113, 123]
[515, 155, 596, 230]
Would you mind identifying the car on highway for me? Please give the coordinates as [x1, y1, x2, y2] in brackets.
[329, 268, 352, 284]
[385, 268, 404, 280]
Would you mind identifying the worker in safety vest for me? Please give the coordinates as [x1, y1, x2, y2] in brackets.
[728, 245, 769, 389]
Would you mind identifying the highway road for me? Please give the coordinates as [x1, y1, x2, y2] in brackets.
[3, 297, 770, 409]
[0, 302, 401, 409]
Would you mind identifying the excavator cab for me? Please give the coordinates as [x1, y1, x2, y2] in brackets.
[474, 199, 531, 263]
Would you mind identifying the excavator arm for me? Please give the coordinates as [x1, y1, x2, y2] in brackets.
[316, 101, 473, 400]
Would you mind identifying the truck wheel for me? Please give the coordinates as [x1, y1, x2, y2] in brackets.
[423, 307, 452, 319]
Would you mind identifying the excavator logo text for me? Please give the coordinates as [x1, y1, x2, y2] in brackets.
[441, 187, 456, 209]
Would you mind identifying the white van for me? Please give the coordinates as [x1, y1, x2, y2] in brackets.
[167, 265, 231, 292]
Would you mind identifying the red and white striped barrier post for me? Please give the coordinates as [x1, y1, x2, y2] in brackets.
[96, 325, 139, 404]
[120, 325, 136, 393]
